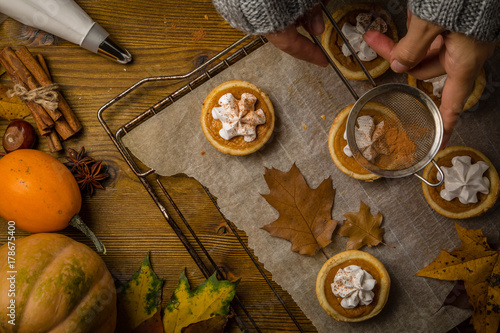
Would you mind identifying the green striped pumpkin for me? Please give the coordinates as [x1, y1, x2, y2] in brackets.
[0, 233, 116, 332]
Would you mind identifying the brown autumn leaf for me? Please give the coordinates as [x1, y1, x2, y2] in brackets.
[0, 85, 31, 120]
[181, 315, 233, 333]
[261, 163, 338, 256]
[133, 310, 164, 333]
[416, 222, 500, 333]
[337, 201, 385, 250]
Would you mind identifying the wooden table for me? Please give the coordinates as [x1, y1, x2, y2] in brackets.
[0, 0, 316, 331]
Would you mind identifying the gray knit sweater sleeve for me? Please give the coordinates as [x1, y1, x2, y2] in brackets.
[409, 0, 500, 41]
[212, 0, 319, 35]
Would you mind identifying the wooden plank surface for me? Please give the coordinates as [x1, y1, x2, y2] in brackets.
[0, 0, 316, 331]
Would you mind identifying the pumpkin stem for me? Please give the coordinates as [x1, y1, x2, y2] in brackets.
[69, 215, 107, 254]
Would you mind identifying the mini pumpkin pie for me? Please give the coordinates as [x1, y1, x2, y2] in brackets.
[422, 145, 499, 219]
[328, 102, 405, 180]
[408, 67, 486, 111]
[321, 3, 398, 80]
[316, 250, 390, 322]
[201, 80, 275, 156]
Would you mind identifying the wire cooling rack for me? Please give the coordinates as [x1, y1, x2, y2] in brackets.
[98, 4, 379, 331]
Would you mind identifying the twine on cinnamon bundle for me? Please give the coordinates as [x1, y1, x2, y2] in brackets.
[7, 83, 59, 111]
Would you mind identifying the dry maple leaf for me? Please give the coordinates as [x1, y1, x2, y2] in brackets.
[261, 164, 338, 256]
[416, 222, 500, 333]
[337, 201, 385, 250]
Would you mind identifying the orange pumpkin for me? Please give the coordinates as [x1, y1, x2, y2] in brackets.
[0, 149, 81, 232]
[0, 233, 116, 332]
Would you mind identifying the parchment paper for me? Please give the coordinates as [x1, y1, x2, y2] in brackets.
[122, 14, 500, 333]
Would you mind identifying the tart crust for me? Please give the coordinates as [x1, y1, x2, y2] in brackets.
[200, 80, 275, 156]
[422, 145, 499, 219]
[408, 67, 486, 111]
[321, 3, 398, 81]
[316, 250, 390, 322]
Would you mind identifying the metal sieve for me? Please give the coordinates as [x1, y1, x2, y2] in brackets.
[308, 3, 445, 186]
[345, 83, 444, 186]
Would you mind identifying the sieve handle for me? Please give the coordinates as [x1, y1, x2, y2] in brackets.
[413, 160, 444, 187]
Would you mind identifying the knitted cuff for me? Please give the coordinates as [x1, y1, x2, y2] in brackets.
[212, 0, 320, 35]
[408, 0, 500, 42]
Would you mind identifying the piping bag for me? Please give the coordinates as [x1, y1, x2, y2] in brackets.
[0, 0, 132, 64]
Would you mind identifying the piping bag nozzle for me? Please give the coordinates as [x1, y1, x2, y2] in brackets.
[81, 22, 132, 64]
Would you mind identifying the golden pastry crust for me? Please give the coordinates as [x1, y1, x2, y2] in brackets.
[316, 250, 390, 322]
[408, 67, 486, 111]
[201, 80, 275, 156]
[422, 146, 499, 219]
[321, 3, 398, 81]
[328, 104, 380, 181]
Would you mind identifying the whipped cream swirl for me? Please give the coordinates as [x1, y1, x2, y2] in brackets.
[332, 265, 377, 309]
[438, 155, 490, 204]
[212, 93, 266, 142]
[424, 74, 447, 98]
[342, 13, 387, 62]
[343, 115, 385, 161]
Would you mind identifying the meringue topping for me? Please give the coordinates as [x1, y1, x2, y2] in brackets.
[341, 13, 388, 62]
[343, 115, 386, 161]
[212, 93, 266, 142]
[438, 155, 490, 204]
[332, 265, 377, 309]
[424, 74, 447, 98]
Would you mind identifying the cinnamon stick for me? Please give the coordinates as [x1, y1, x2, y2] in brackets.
[0, 51, 52, 135]
[46, 131, 63, 152]
[36, 54, 51, 81]
[1, 47, 63, 122]
[16, 47, 82, 134]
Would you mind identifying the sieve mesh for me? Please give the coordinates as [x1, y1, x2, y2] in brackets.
[345, 84, 443, 178]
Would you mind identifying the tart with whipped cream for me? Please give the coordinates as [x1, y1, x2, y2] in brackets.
[422, 146, 499, 219]
[328, 102, 404, 180]
[408, 68, 486, 111]
[321, 3, 398, 80]
[201, 80, 275, 156]
[316, 250, 390, 322]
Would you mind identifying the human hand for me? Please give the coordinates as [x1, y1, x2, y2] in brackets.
[265, 2, 329, 67]
[364, 11, 495, 148]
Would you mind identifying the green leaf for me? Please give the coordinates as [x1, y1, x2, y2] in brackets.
[163, 271, 239, 333]
[117, 253, 164, 330]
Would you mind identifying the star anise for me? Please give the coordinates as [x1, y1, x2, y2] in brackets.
[65, 146, 109, 197]
[75, 160, 109, 197]
[64, 146, 94, 172]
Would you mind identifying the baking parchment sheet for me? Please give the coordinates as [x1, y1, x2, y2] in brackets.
[122, 23, 500, 333]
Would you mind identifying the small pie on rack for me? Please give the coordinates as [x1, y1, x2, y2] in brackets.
[422, 146, 499, 219]
[321, 3, 398, 81]
[201, 80, 275, 156]
[408, 68, 486, 111]
[316, 250, 390, 322]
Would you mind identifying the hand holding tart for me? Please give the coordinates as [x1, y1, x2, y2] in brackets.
[316, 250, 390, 322]
[201, 80, 275, 156]
[321, 3, 398, 80]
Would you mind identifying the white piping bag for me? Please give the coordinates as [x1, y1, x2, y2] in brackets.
[0, 0, 132, 64]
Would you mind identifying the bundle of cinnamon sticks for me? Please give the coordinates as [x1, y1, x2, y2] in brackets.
[0, 46, 82, 152]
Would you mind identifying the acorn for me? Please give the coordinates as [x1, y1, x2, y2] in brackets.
[2, 120, 37, 153]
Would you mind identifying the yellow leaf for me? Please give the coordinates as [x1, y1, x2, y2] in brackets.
[118, 253, 164, 330]
[0, 65, 5, 77]
[163, 271, 238, 333]
[416, 222, 500, 333]
[0, 85, 31, 120]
